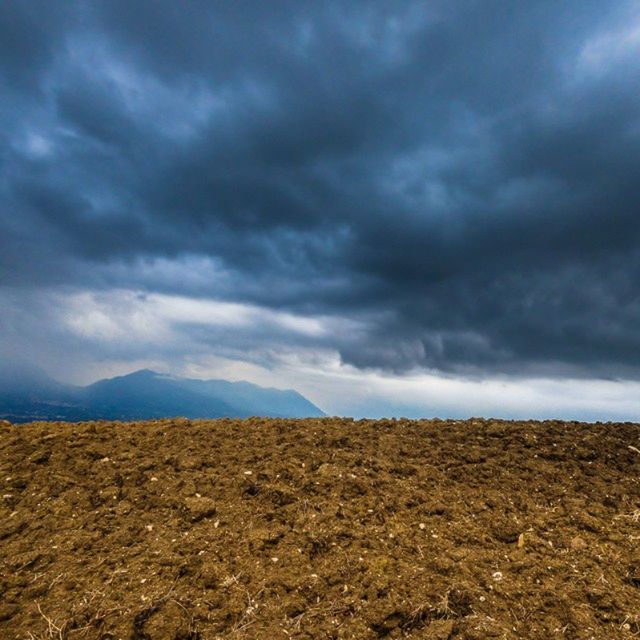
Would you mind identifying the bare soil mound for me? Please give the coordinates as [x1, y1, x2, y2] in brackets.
[1, 417, 640, 639]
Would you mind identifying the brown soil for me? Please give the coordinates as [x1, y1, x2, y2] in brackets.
[1, 417, 640, 639]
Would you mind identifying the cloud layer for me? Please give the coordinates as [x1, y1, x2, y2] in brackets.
[3, 1, 640, 414]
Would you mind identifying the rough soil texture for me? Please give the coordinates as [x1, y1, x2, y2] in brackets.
[1, 418, 640, 640]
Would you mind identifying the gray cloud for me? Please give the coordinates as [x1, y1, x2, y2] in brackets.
[2, 0, 640, 380]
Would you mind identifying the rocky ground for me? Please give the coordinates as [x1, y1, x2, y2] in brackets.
[1, 417, 639, 639]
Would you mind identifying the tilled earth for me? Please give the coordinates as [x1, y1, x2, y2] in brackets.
[1, 417, 640, 640]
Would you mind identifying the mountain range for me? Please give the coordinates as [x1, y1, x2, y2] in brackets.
[0, 365, 325, 422]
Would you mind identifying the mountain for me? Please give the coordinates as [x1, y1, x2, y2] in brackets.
[0, 367, 325, 422]
[0, 361, 87, 422]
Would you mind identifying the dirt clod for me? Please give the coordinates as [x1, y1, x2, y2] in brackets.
[570, 536, 588, 551]
[0, 604, 18, 622]
[183, 496, 217, 522]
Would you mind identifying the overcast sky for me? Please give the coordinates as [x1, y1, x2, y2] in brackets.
[3, 1, 640, 419]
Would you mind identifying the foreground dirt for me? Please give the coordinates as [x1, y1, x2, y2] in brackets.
[1, 418, 640, 639]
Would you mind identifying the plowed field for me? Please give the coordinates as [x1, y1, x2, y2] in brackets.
[1, 418, 639, 639]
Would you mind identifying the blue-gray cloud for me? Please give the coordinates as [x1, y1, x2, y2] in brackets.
[2, 0, 640, 377]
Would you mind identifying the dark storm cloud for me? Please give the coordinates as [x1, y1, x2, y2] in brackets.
[2, 0, 640, 376]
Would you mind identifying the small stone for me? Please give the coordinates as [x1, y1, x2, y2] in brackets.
[492, 571, 503, 581]
[419, 523, 426, 530]
[517, 533, 525, 548]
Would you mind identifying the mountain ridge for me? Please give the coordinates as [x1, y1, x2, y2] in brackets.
[0, 367, 325, 422]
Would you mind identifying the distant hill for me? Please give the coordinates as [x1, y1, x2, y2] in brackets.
[0, 367, 325, 422]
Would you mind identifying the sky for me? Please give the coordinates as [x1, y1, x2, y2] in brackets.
[2, 1, 640, 420]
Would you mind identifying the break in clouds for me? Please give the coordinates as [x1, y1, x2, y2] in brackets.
[3, 1, 640, 416]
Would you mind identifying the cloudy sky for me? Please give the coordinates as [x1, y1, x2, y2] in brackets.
[2, 1, 640, 420]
